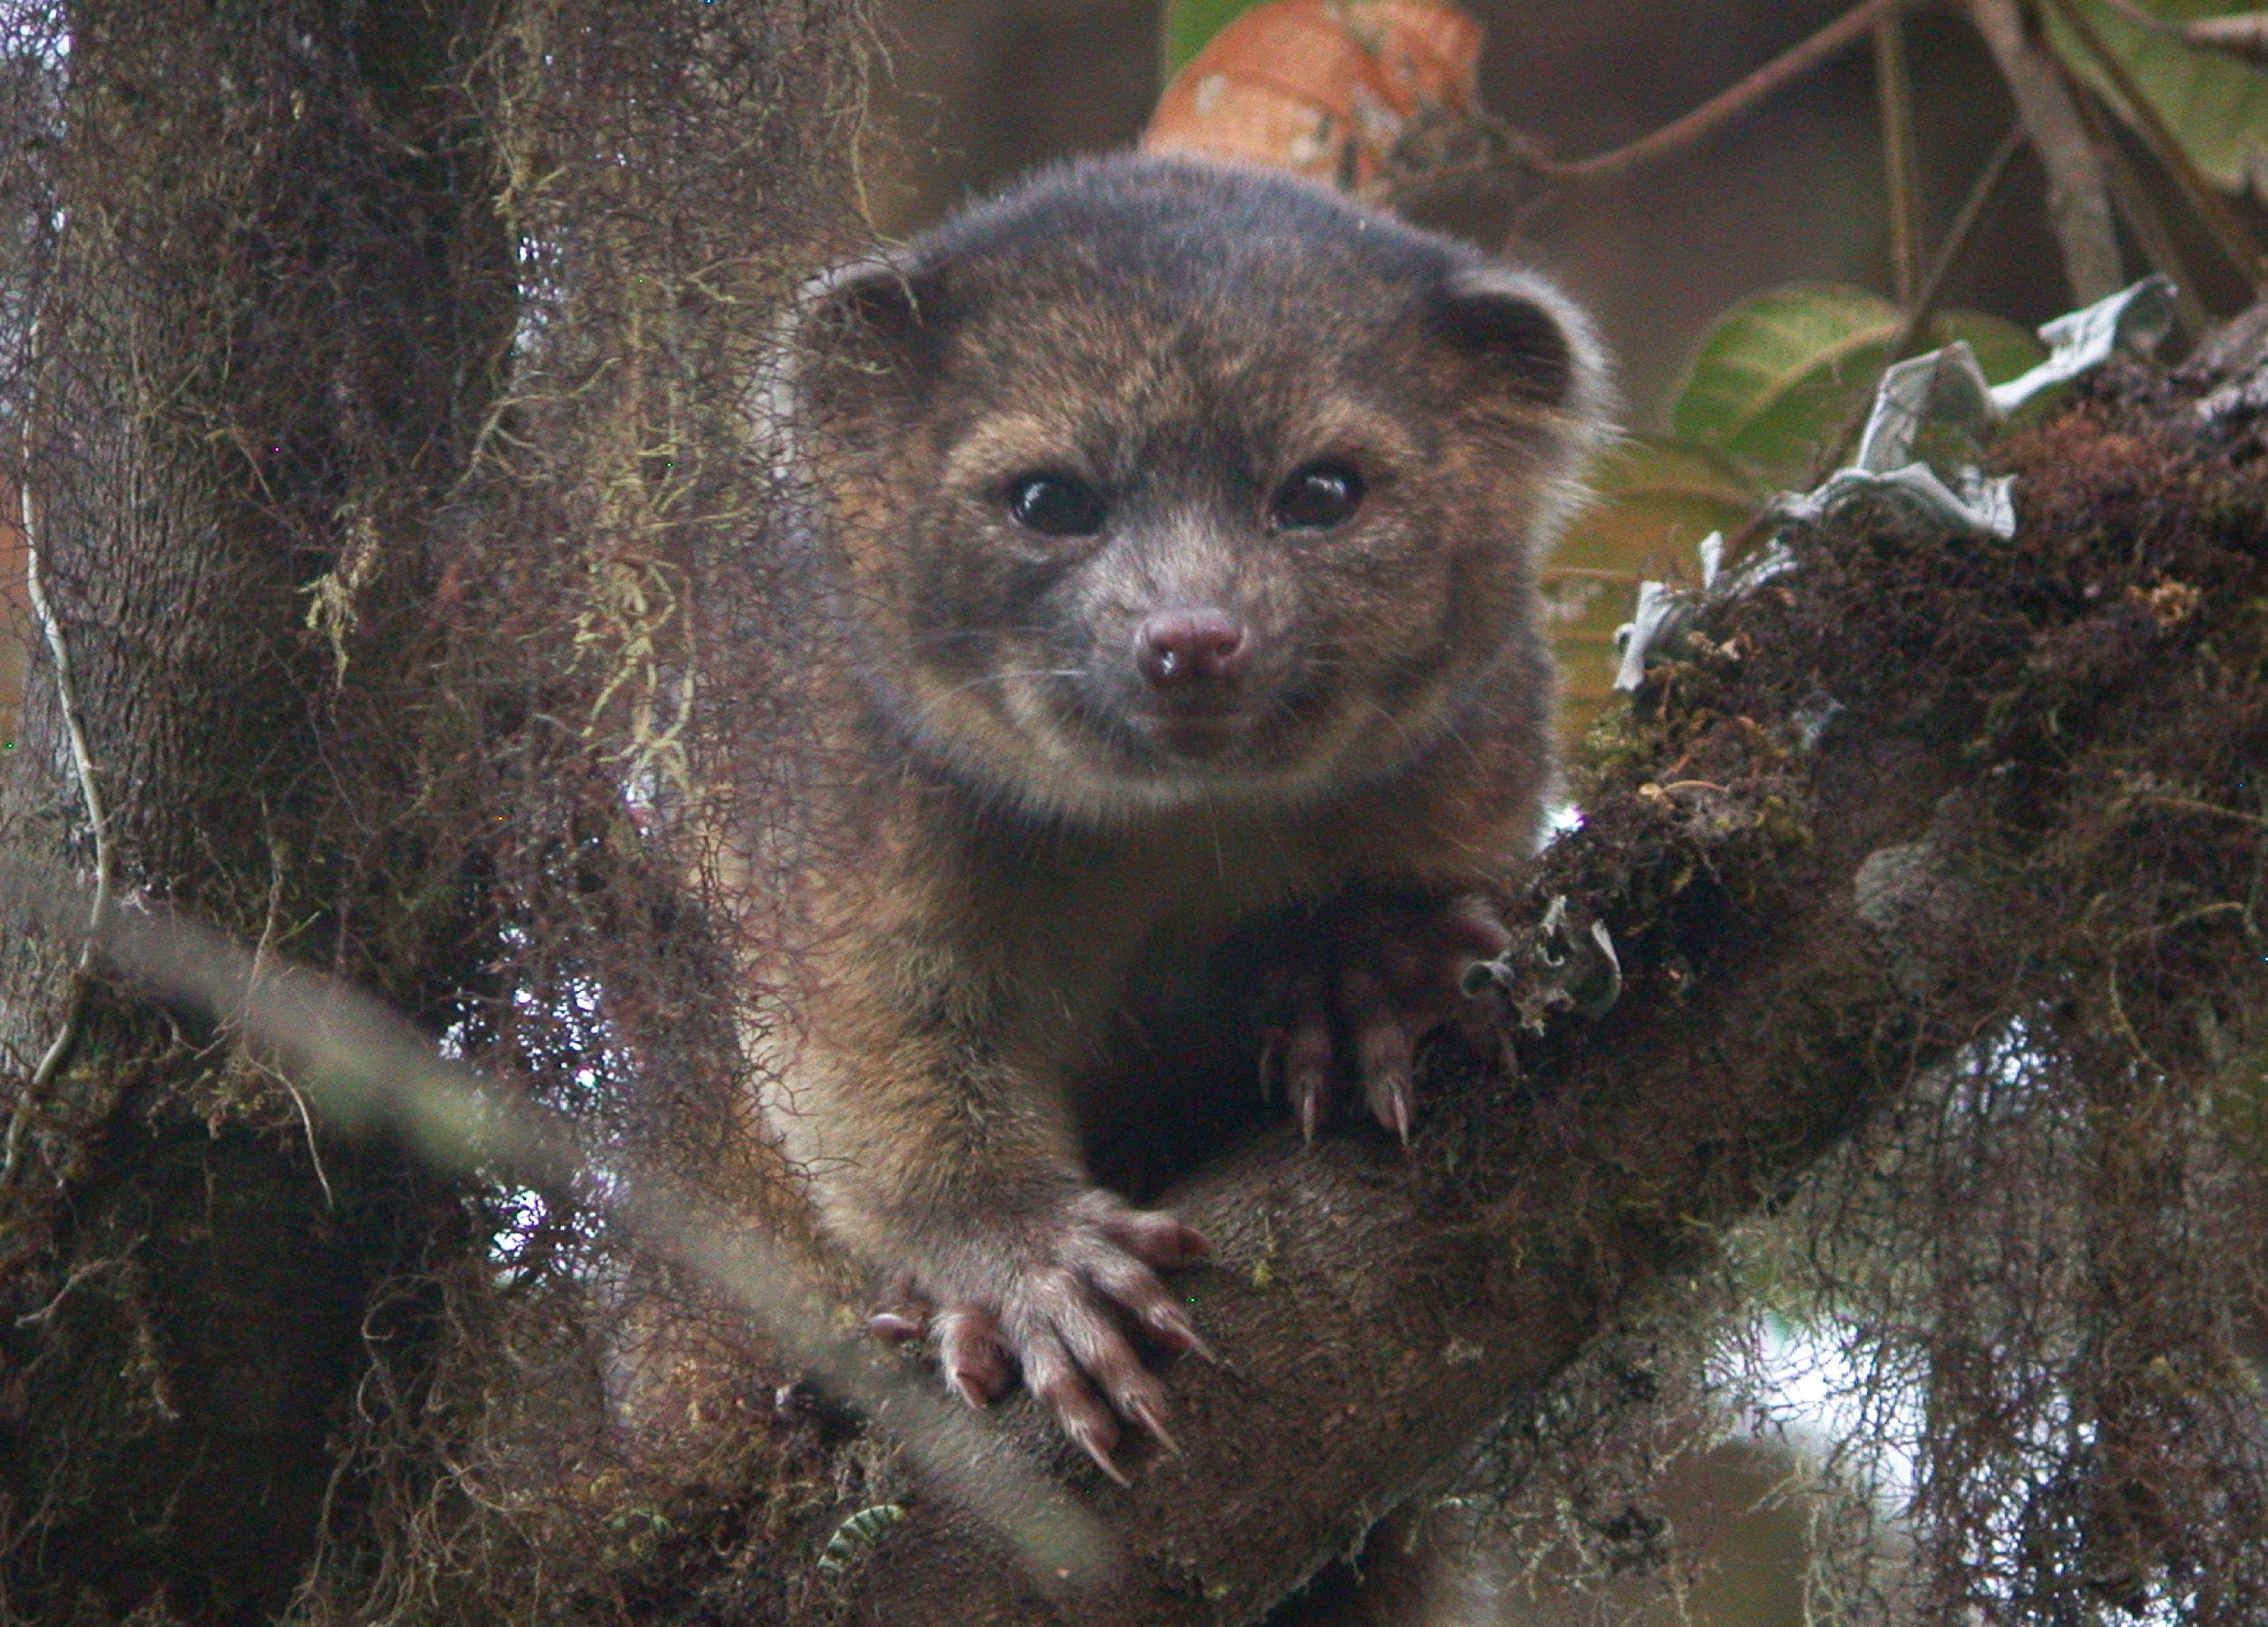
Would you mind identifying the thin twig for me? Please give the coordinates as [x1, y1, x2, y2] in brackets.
[2039, 0, 2268, 289]
[2183, 14, 2268, 70]
[2134, 794, 2268, 829]
[1969, 0, 2124, 302]
[3, 317, 115, 1190]
[248, 828, 335, 1210]
[1876, 14, 1923, 307]
[277, 1066, 336, 1210]
[1543, 0, 1916, 182]
[15, 1254, 125, 1327]
[1888, 122, 2030, 365]
[1397, 0, 1917, 212]
[1803, 122, 2028, 485]
[2063, 60, 2213, 336]
[2106, 900, 2249, 1072]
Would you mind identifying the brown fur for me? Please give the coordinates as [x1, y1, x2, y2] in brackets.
[748, 153, 1607, 1470]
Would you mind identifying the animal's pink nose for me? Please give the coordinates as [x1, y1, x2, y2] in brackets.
[1135, 608, 1248, 691]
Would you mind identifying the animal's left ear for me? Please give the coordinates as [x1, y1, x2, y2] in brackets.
[776, 248, 950, 441]
[1427, 263, 1606, 419]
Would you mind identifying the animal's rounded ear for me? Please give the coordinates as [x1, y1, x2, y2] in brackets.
[1428, 263, 1606, 419]
[785, 250, 946, 421]
[800, 251, 938, 352]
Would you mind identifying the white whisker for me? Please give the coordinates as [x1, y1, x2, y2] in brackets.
[953, 668, 1090, 692]
[1365, 697, 1422, 763]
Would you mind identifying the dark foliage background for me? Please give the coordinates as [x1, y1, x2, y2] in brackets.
[865, 0, 2094, 417]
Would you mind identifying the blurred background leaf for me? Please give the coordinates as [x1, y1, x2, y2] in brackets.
[2045, 0, 2268, 195]
[1161, 0, 1274, 76]
[1546, 436, 1760, 743]
[1147, 0, 1482, 187]
[1667, 283, 2044, 486]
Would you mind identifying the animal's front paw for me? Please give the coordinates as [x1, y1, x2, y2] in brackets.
[1257, 895, 1510, 1142]
[869, 1188, 1209, 1485]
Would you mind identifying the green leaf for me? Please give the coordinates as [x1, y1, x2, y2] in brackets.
[1934, 309, 2054, 389]
[1668, 284, 2047, 486]
[1162, 0, 1276, 78]
[2044, 0, 2268, 196]
[1546, 436, 1761, 741]
[1571, 436, 1763, 568]
[1671, 284, 1904, 484]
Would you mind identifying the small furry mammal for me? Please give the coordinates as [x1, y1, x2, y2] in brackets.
[767, 153, 1605, 1478]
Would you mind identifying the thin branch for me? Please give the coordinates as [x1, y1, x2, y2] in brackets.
[1889, 122, 2030, 362]
[1541, 0, 1916, 182]
[14, 1254, 126, 1328]
[2039, 0, 2268, 289]
[2183, 13, 2268, 69]
[1877, 15, 1924, 307]
[1399, 0, 1918, 214]
[1969, 0, 2125, 302]
[1800, 122, 2027, 489]
[2091, 0, 2268, 65]
[2063, 60, 2214, 335]
[2132, 793, 2268, 828]
[246, 825, 336, 1210]
[0, 852, 1115, 1591]
[2, 317, 115, 1191]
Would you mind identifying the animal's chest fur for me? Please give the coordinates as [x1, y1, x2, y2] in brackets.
[943, 810, 1383, 1192]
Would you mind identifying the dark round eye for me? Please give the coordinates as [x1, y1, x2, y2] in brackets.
[1269, 462, 1365, 531]
[1005, 473, 1106, 538]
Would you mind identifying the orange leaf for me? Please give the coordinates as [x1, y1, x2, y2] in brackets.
[1142, 0, 1483, 189]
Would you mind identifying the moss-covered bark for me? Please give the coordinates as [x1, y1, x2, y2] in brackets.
[3, 4, 875, 1622]
[1, 5, 522, 1619]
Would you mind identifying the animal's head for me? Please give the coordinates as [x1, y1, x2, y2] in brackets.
[787, 155, 1608, 823]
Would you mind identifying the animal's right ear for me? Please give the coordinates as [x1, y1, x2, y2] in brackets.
[1427, 264, 1605, 424]
[788, 251, 944, 425]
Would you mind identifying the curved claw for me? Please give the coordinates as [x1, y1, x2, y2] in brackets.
[1343, 966, 1416, 1142]
[1259, 894, 1511, 1148]
[867, 1310, 924, 1344]
[1073, 1422, 1132, 1488]
[1127, 1395, 1181, 1457]
[1284, 975, 1334, 1141]
[891, 1191, 1214, 1473]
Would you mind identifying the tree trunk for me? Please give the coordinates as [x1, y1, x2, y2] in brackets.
[2, 3, 874, 1621]
[0, 5, 537, 1619]
[2, 5, 517, 1615]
